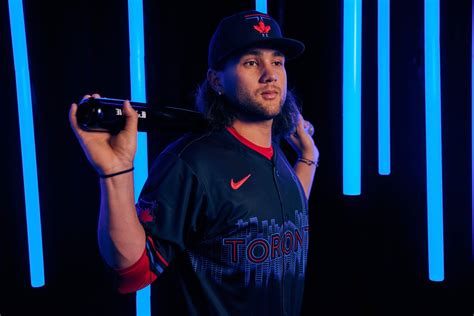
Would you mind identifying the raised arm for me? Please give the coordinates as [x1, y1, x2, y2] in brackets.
[286, 114, 319, 199]
[69, 94, 145, 269]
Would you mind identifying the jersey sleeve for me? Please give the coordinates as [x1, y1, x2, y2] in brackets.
[135, 151, 207, 279]
[114, 246, 158, 293]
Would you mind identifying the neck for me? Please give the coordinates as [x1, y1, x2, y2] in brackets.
[231, 119, 273, 147]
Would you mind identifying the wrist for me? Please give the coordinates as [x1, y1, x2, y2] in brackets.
[99, 166, 134, 179]
[296, 157, 318, 167]
[299, 150, 319, 162]
[97, 161, 134, 176]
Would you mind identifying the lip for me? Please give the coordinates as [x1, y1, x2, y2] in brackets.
[261, 89, 278, 94]
[260, 90, 279, 100]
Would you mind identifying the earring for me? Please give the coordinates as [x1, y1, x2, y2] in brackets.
[217, 91, 222, 96]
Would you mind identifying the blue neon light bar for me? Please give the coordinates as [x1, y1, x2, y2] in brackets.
[128, 0, 148, 200]
[256, 0, 267, 13]
[128, 0, 151, 314]
[378, 0, 391, 175]
[424, 0, 444, 281]
[343, 0, 362, 195]
[8, 0, 45, 288]
[472, 0, 474, 261]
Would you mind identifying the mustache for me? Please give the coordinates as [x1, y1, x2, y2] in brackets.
[256, 85, 281, 94]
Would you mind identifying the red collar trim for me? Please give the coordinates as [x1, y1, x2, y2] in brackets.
[226, 127, 273, 160]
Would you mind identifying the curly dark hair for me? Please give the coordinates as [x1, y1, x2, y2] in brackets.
[195, 80, 301, 141]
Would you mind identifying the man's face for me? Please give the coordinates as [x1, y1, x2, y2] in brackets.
[219, 48, 287, 121]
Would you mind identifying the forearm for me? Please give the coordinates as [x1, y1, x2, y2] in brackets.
[286, 114, 319, 199]
[294, 161, 317, 199]
[98, 171, 146, 270]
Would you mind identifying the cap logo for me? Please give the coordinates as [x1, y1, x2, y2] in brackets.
[208, 11, 304, 68]
[253, 20, 271, 37]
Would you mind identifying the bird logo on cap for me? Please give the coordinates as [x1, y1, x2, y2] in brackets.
[253, 20, 271, 37]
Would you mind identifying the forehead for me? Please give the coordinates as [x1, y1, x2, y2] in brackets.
[217, 47, 286, 70]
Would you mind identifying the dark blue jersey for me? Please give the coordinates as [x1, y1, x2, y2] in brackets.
[136, 128, 309, 315]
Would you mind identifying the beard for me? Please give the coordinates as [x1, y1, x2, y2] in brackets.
[228, 86, 286, 122]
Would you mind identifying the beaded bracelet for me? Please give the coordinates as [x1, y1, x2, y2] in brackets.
[297, 157, 318, 167]
[99, 166, 135, 178]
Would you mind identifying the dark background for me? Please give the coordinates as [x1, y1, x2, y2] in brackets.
[1, 0, 473, 315]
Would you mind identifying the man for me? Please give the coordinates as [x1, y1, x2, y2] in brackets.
[69, 10, 319, 315]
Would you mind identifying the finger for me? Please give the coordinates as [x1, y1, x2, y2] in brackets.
[303, 121, 311, 132]
[122, 100, 138, 132]
[69, 103, 83, 137]
[287, 132, 298, 144]
[92, 93, 101, 98]
[296, 115, 305, 134]
[298, 115, 304, 128]
[80, 95, 92, 105]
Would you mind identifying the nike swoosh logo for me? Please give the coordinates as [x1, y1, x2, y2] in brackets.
[230, 174, 252, 190]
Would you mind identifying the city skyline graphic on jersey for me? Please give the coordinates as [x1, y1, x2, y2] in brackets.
[188, 209, 309, 288]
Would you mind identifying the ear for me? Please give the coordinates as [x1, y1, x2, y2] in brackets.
[207, 69, 223, 94]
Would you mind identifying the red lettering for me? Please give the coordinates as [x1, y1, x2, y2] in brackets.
[282, 231, 293, 255]
[247, 239, 270, 263]
[223, 239, 245, 263]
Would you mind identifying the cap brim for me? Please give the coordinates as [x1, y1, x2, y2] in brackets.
[255, 37, 305, 60]
[215, 37, 305, 68]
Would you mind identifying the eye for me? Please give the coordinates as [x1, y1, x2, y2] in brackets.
[243, 60, 259, 67]
[273, 60, 284, 66]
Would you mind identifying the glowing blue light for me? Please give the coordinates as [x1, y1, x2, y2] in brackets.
[343, 0, 362, 195]
[128, 0, 150, 314]
[424, 0, 444, 281]
[8, 0, 45, 288]
[256, 0, 267, 13]
[472, 0, 474, 261]
[128, 0, 148, 200]
[378, 0, 391, 175]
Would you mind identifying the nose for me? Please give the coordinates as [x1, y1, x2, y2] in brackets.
[259, 64, 278, 83]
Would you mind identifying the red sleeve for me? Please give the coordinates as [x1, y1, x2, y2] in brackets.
[114, 247, 158, 294]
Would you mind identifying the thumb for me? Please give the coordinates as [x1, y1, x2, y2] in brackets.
[122, 100, 138, 132]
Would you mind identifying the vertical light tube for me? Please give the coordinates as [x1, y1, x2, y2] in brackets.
[378, 0, 391, 175]
[128, 0, 151, 315]
[343, 0, 362, 195]
[472, 0, 474, 261]
[256, 0, 267, 13]
[128, 0, 148, 199]
[424, 0, 444, 281]
[8, 0, 45, 288]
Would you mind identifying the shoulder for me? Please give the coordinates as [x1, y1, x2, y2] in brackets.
[163, 129, 235, 160]
[148, 129, 235, 173]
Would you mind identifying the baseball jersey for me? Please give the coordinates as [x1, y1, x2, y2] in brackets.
[125, 127, 309, 315]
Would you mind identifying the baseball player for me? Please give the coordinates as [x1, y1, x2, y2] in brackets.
[69, 10, 319, 315]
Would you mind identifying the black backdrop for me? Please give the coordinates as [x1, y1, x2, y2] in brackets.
[1, 0, 473, 315]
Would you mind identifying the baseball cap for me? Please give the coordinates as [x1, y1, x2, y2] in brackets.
[208, 10, 305, 69]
